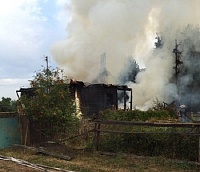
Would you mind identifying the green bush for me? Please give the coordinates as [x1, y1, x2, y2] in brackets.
[98, 109, 173, 121]
[98, 132, 198, 161]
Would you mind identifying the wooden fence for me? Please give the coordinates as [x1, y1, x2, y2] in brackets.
[93, 120, 200, 162]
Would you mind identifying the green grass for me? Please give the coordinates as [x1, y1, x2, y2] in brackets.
[0, 147, 199, 172]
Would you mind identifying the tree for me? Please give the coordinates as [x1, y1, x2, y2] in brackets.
[173, 39, 183, 85]
[0, 97, 17, 112]
[118, 57, 140, 84]
[154, 33, 163, 49]
[20, 67, 79, 137]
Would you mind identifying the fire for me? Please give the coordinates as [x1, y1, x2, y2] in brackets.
[71, 78, 77, 83]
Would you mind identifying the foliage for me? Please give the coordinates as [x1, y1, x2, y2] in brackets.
[154, 33, 163, 48]
[98, 132, 198, 161]
[0, 97, 17, 112]
[98, 109, 176, 122]
[97, 109, 198, 161]
[118, 57, 140, 84]
[20, 68, 79, 136]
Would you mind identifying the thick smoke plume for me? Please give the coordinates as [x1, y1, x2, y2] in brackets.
[51, 0, 200, 110]
[51, 0, 154, 81]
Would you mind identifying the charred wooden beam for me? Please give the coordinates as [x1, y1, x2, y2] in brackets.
[130, 89, 133, 110]
[95, 129, 199, 135]
[123, 88, 126, 111]
[14, 144, 71, 161]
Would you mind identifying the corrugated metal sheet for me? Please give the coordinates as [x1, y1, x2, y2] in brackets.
[0, 113, 20, 149]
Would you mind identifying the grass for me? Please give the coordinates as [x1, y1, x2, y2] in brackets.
[0, 147, 199, 172]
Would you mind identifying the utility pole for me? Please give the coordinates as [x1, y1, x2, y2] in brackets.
[45, 56, 49, 93]
[45, 56, 49, 72]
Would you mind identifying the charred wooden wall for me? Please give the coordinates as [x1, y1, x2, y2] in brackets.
[80, 84, 118, 115]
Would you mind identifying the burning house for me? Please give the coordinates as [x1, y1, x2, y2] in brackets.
[70, 79, 132, 116]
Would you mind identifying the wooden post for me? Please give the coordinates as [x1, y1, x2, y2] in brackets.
[130, 89, 132, 110]
[24, 123, 29, 152]
[198, 126, 200, 162]
[93, 122, 97, 151]
[124, 88, 126, 111]
[96, 123, 101, 151]
[93, 122, 101, 151]
[116, 89, 118, 110]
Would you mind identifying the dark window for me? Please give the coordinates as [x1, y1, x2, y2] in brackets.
[106, 94, 114, 107]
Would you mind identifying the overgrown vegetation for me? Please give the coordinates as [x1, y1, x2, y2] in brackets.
[95, 109, 198, 161]
[98, 108, 177, 121]
[98, 132, 198, 161]
[0, 97, 17, 112]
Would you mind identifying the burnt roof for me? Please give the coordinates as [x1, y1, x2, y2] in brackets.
[16, 80, 132, 97]
[16, 88, 35, 98]
[69, 79, 132, 91]
[86, 83, 131, 91]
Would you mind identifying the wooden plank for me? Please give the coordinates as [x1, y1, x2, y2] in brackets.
[36, 164, 75, 172]
[0, 155, 47, 171]
[94, 120, 200, 128]
[14, 144, 71, 161]
[60, 129, 94, 143]
[0, 154, 75, 172]
[95, 129, 199, 135]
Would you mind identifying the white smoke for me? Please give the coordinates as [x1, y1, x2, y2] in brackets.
[51, 0, 154, 81]
[51, 0, 200, 110]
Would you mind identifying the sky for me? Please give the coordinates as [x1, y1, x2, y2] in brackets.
[0, 0, 71, 100]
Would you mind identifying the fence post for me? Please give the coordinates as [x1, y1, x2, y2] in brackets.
[93, 122, 97, 151]
[93, 121, 101, 151]
[96, 123, 101, 151]
[198, 126, 200, 162]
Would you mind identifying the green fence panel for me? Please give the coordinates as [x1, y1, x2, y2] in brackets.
[0, 113, 20, 149]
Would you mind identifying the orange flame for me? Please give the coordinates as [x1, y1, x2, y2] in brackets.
[72, 78, 77, 83]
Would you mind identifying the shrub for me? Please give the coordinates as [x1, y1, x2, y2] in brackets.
[19, 68, 79, 138]
[98, 109, 173, 122]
